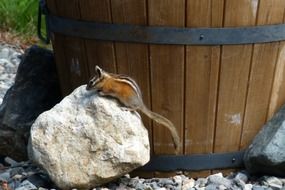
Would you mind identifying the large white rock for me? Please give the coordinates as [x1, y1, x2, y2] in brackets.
[29, 85, 150, 189]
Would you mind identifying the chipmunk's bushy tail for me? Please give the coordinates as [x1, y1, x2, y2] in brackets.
[140, 105, 181, 154]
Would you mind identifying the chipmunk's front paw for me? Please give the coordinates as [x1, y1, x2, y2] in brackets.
[97, 90, 105, 96]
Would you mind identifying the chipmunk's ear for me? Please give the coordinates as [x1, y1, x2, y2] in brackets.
[95, 66, 103, 78]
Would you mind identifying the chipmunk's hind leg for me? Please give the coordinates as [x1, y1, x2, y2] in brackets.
[121, 106, 141, 119]
[121, 97, 141, 112]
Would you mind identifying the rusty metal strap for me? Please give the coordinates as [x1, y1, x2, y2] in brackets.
[140, 151, 245, 171]
[45, 14, 285, 45]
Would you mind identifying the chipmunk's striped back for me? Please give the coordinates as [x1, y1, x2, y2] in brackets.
[109, 73, 143, 99]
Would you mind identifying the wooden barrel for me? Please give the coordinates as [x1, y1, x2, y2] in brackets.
[46, 0, 285, 174]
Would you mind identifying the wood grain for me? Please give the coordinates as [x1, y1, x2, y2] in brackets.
[185, 0, 224, 177]
[46, 0, 71, 96]
[267, 7, 285, 119]
[214, 0, 257, 153]
[185, 0, 223, 154]
[240, 0, 285, 149]
[79, 0, 116, 76]
[148, 0, 185, 155]
[55, 0, 89, 93]
[268, 41, 285, 118]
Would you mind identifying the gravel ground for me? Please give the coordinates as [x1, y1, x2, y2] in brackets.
[0, 43, 23, 104]
[1, 157, 285, 190]
[97, 172, 285, 190]
[0, 44, 284, 190]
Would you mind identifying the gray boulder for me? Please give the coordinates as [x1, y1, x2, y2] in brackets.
[29, 86, 150, 189]
[244, 104, 285, 177]
[0, 46, 61, 160]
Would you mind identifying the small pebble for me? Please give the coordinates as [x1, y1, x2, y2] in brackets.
[15, 180, 37, 190]
[208, 173, 232, 188]
[279, 178, 285, 184]
[195, 178, 208, 187]
[253, 185, 267, 190]
[245, 184, 253, 190]
[205, 183, 218, 190]
[234, 178, 246, 189]
[173, 175, 182, 184]
[10, 57, 20, 65]
[12, 174, 23, 180]
[182, 178, 195, 190]
[235, 171, 249, 183]
[0, 48, 10, 58]
[158, 178, 174, 186]
[0, 170, 10, 181]
[150, 182, 160, 189]
[265, 176, 283, 190]
[218, 184, 227, 190]
[0, 59, 9, 65]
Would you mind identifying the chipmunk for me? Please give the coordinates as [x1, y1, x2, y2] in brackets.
[86, 66, 181, 153]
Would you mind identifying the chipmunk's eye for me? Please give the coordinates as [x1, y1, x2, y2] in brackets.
[87, 80, 93, 87]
